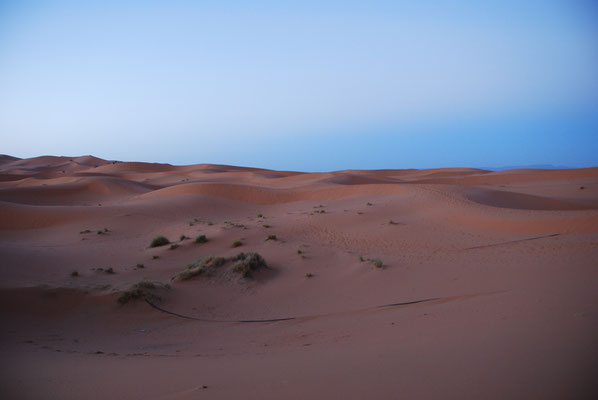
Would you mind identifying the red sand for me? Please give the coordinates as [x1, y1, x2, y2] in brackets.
[0, 155, 597, 399]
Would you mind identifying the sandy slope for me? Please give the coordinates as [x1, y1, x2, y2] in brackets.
[0, 155, 597, 399]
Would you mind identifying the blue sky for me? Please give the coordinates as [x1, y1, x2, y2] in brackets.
[0, 0, 597, 171]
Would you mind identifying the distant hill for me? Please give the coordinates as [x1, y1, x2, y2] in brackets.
[481, 164, 573, 171]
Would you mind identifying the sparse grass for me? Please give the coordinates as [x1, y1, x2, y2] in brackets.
[263, 224, 271, 228]
[172, 255, 228, 281]
[265, 234, 277, 241]
[305, 272, 314, 278]
[195, 234, 208, 244]
[136, 263, 144, 269]
[172, 252, 268, 281]
[117, 280, 170, 305]
[232, 240, 243, 248]
[152, 255, 160, 260]
[169, 243, 179, 250]
[105, 267, 114, 274]
[150, 235, 170, 248]
[70, 270, 79, 277]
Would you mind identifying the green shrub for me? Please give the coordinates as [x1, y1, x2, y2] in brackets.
[150, 236, 170, 248]
[195, 234, 208, 244]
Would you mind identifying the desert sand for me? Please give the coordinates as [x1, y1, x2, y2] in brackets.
[0, 155, 596, 399]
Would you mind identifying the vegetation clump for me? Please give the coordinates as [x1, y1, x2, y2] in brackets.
[372, 259, 384, 269]
[172, 255, 228, 281]
[305, 272, 314, 278]
[232, 240, 243, 248]
[71, 270, 79, 277]
[117, 280, 170, 305]
[195, 234, 208, 244]
[105, 267, 115, 274]
[149, 235, 170, 248]
[169, 243, 179, 250]
[231, 252, 268, 278]
[136, 263, 144, 269]
[172, 252, 269, 281]
[265, 234, 277, 241]
[180, 234, 190, 241]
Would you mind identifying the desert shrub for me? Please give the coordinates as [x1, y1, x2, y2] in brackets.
[117, 280, 170, 305]
[105, 267, 114, 274]
[257, 213, 263, 218]
[152, 255, 160, 260]
[195, 234, 208, 244]
[71, 270, 79, 277]
[232, 240, 243, 248]
[263, 224, 271, 228]
[169, 243, 179, 250]
[136, 263, 144, 269]
[372, 259, 384, 269]
[305, 272, 314, 278]
[150, 235, 170, 248]
[232, 252, 268, 278]
[265, 234, 277, 241]
[180, 234, 189, 241]
[172, 255, 228, 281]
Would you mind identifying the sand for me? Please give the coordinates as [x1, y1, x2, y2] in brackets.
[0, 155, 596, 399]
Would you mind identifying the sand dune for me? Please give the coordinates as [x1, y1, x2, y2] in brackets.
[0, 155, 597, 399]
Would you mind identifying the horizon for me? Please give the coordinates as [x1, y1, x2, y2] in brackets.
[1, 1, 597, 171]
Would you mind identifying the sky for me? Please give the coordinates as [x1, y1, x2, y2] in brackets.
[0, 0, 597, 171]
